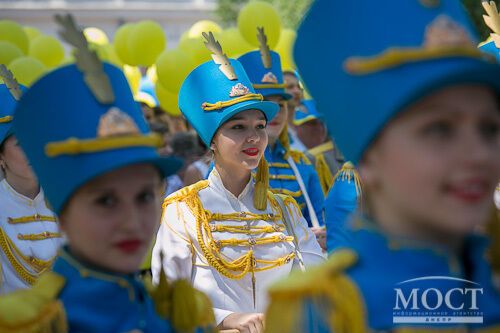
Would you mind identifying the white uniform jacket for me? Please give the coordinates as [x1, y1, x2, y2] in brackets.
[0, 179, 63, 294]
[152, 169, 325, 325]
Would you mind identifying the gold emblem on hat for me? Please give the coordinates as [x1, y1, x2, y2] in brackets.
[229, 83, 250, 97]
[97, 107, 140, 138]
[424, 15, 473, 47]
[261, 72, 278, 84]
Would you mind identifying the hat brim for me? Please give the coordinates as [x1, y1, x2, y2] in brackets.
[51, 152, 182, 214]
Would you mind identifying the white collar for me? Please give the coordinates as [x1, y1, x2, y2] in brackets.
[1, 179, 43, 206]
[208, 167, 254, 202]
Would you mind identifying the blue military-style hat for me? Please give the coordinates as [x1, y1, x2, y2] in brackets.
[238, 28, 291, 101]
[13, 15, 181, 214]
[293, 99, 322, 126]
[179, 32, 279, 146]
[0, 66, 27, 145]
[479, 1, 500, 62]
[295, 0, 500, 164]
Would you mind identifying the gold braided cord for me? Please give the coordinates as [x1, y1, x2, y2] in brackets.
[271, 188, 302, 198]
[308, 141, 334, 157]
[315, 154, 334, 195]
[202, 94, 264, 111]
[0, 228, 55, 285]
[8, 215, 58, 224]
[17, 232, 62, 241]
[208, 211, 281, 223]
[210, 224, 285, 234]
[269, 174, 296, 181]
[252, 83, 286, 89]
[45, 133, 163, 157]
[0, 300, 68, 333]
[0, 116, 13, 124]
[170, 183, 296, 280]
[216, 235, 294, 248]
[344, 46, 487, 75]
[268, 162, 290, 168]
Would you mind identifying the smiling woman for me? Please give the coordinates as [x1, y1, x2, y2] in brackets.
[152, 33, 325, 333]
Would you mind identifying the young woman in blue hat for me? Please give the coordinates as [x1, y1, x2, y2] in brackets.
[237, 29, 326, 251]
[0, 16, 213, 333]
[0, 69, 63, 295]
[152, 33, 324, 333]
[265, 0, 500, 331]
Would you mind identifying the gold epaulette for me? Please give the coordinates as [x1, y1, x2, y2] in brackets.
[162, 180, 209, 208]
[0, 272, 67, 333]
[332, 162, 363, 196]
[266, 249, 367, 333]
[289, 150, 312, 165]
[145, 262, 216, 333]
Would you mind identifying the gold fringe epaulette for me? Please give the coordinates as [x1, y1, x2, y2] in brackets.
[162, 180, 209, 208]
[288, 150, 312, 165]
[144, 257, 216, 333]
[332, 162, 363, 197]
[315, 154, 334, 195]
[265, 249, 367, 333]
[0, 272, 67, 333]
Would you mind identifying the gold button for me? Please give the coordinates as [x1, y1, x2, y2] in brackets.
[248, 238, 256, 246]
[34, 214, 40, 220]
[210, 225, 216, 232]
[285, 257, 291, 264]
[7, 218, 13, 223]
[239, 212, 247, 218]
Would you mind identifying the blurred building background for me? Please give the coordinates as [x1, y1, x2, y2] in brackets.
[0, 0, 217, 46]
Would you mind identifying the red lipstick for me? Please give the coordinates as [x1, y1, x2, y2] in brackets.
[115, 239, 142, 253]
[243, 148, 259, 156]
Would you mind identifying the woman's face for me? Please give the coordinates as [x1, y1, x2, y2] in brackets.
[0, 135, 37, 182]
[60, 164, 164, 274]
[212, 109, 268, 171]
[360, 84, 500, 240]
[284, 73, 303, 110]
[265, 95, 288, 143]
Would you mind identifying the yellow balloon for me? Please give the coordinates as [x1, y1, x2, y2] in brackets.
[156, 48, 196, 94]
[275, 28, 296, 71]
[218, 28, 255, 58]
[123, 65, 141, 95]
[84, 27, 109, 45]
[8, 56, 46, 86]
[29, 35, 65, 68]
[23, 26, 42, 41]
[0, 41, 23, 66]
[128, 20, 166, 67]
[238, 1, 281, 48]
[178, 37, 211, 66]
[114, 23, 137, 66]
[188, 20, 222, 39]
[0, 20, 29, 54]
[179, 30, 190, 44]
[155, 81, 181, 116]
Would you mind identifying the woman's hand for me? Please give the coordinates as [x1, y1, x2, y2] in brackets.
[219, 312, 265, 333]
[311, 226, 327, 251]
